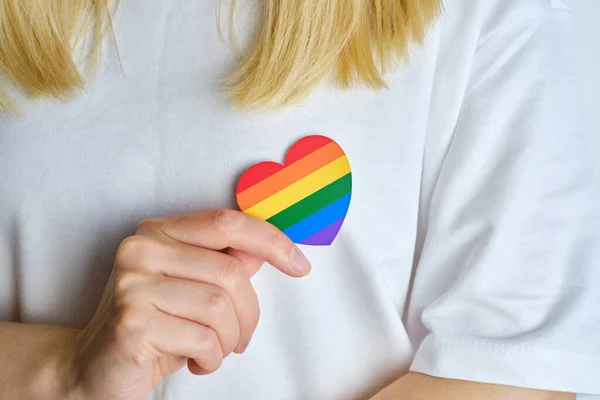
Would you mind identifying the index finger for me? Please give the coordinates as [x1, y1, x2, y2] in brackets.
[148, 209, 311, 277]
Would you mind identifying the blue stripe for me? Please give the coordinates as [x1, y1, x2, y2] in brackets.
[283, 194, 351, 243]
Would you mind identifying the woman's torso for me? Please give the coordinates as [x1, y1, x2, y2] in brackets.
[0, 1, 479, 398]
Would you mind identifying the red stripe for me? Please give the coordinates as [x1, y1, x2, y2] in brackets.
[236, 162, 282, 194]
[285, 135, 333, 164]
[236, 135, 333, 194]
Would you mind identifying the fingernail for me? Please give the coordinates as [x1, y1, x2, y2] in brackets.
[290, 246, 311, 275]
[234, 340, 250, 354]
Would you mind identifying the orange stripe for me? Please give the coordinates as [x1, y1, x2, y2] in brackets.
[238, 142, 345, 210]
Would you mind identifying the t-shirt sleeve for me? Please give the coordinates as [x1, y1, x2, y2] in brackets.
[407, 1, 600, 395]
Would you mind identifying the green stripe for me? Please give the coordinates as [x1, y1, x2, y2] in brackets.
[267, 173, 352, 231]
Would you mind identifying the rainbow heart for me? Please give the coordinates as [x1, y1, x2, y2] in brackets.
[236, 135, 352, 246]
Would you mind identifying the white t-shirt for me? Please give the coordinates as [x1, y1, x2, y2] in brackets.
[1, 0, 599, 399]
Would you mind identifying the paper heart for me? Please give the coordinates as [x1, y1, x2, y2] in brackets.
[236, 135, 352, 246]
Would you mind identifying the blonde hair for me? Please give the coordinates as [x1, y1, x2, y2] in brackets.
[0, 1, 113, 111]
[0, 0, 440, 111]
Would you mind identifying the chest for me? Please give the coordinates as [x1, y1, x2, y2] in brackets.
[0, 1, 443, 326]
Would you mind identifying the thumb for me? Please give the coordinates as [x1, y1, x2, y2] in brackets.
[224, 248, 265, 278]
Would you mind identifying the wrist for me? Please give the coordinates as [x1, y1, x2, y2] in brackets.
[27, 326, 82, 400]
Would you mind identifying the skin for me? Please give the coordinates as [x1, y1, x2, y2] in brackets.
[371, 372, 575, 400]
[0, 210, 574, 400]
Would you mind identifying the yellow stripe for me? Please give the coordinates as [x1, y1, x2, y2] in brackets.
[245, 156, 351, 220]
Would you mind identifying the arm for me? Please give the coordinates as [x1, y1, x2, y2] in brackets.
[0, 322, 80, 399]
[371, 372, 574, 400]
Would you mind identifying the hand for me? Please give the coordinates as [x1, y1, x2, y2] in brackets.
[67, 210, 311, 400]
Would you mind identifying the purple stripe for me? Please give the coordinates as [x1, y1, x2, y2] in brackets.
[299, 218, 344, 246]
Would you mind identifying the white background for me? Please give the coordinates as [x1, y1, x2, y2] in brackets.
[573, 0, 599, 164]
[552, 2, 596, 398]
[572, 4, 598, 399]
